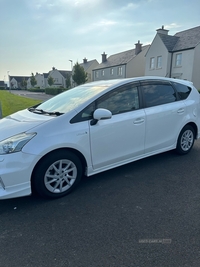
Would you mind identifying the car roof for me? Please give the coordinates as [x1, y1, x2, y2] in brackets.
[80, 76, 194, 88]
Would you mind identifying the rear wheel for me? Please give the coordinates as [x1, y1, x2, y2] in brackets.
[32, 150, 82, 199]
[176, 125, 195, 155]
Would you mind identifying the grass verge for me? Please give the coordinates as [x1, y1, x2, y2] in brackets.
[0, 91, 41, 118]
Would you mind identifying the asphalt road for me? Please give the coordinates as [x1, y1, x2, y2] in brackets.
[1, 140, 200, 267]
[10, 90, 53, 101]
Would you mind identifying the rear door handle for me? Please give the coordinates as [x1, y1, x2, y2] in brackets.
[177, 108, 184, 114]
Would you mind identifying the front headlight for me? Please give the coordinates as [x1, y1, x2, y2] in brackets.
[0, 133, 36, 155]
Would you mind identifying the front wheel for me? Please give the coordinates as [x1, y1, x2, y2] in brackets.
[32, 150, 83, 199]
[176, 125, 195, 155]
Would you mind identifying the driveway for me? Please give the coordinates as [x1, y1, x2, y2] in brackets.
[10, 90, 53, 101]
[1, 141, 200, 267]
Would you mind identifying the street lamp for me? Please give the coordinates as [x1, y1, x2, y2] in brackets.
[69, 60, 73, 88]
[7, 71, 10, 92]
[69, 60, 73, 71]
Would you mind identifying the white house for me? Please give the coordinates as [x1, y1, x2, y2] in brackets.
[145, 25, 200, 89]
[79, 58, 99, 83]
[92, 41, 150, 81]
[48, 67, 71, 88]
[9, 76, 30, 89]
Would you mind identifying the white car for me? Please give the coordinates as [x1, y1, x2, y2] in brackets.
[0, 77, 200, 199]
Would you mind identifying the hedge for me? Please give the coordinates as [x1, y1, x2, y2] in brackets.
[27, 88, 45, 93]
[45, 88, 67, 95]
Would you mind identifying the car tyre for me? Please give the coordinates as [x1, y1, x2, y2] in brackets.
[176, 125, 195, 155]
[32, 150, 82, 199]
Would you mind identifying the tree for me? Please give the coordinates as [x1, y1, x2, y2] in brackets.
[48, 76, 54, 87]
[30, 73, 37, 87]
[21, 78, 27, 89]
[72, 62, 87, 85]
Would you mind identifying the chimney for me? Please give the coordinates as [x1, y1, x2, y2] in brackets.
[52, 67, 55, 70]
[102, 52, 107, 63]
[83, 57, 87, 64]
[156, 25, 169, 35]
[135, 40, 142, 55]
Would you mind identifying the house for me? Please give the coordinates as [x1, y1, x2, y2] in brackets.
[48, 67, 72, 88]
[145, 25, 200, 89]
[0, 81, 6, 89]
[27, 72, 49, 89]
[35, 73, 49, 89]
[79, 58, 99, 83]
[9, 76, 30, 89]
[92, 41, 150, 81]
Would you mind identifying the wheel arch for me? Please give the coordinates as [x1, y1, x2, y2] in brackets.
[183, 122, 198, 139]
[31, 147, 88, 185]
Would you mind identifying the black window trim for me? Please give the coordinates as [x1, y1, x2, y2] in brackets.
[70, 81, 141, 124]
[139, 80, 179, 108]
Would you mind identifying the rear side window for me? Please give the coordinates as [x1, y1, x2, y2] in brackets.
[142, 83, 177, 108]
[172, 82, 191, 100]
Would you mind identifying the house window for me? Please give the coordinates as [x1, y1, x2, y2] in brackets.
[118, 66, 122, 76]
[95, 71, 99, 78]
[150, 57, 155, 69]
[175, 53, 182, 67]
[110, 68, 114, 75]
[102, 70, 105, 76]
[157, 56, 162, 68]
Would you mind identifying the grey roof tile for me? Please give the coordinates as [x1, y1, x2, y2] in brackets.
[173, 26, 200, 51]
[159, 26, 200, 52]
[58, 70, 72, 78]
[80, 59, 98, 71]
[158, 34, 179, 51]
[10, 76, 30, 82]
[94, 45, 150, 70]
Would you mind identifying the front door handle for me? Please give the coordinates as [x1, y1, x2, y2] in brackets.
[134, 118, 145, 125]
[177, 108, 184, 114]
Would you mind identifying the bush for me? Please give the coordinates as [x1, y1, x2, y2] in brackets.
[45, 88, 67, 95]
[27, 88, 45, 93]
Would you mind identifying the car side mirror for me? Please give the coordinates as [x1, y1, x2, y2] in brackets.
[90, 108, 112, 126]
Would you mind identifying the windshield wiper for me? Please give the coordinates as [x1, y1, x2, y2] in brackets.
[28, 108, 64, 116]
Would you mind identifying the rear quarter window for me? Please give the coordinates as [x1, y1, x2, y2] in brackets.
[172, 82, 191, 100]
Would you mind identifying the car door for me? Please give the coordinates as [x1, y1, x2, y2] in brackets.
[141, 81, 186, 154]
[89, 83, 146, 171]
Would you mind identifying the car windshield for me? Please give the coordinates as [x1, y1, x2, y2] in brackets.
[34, 84, 109, 114]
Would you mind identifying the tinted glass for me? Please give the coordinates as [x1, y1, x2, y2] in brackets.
[96, 85, 139, 115]
[36, 84, 111, 114]
[142, 83, 177, 108]
[172, 82, 191, 100]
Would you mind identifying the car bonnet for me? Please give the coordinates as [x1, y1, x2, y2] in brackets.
[0, 108, 53, 141]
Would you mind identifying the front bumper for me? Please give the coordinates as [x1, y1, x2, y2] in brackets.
[0, 152, 37, 199]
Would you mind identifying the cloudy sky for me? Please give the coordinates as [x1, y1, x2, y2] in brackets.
[0, 0, 199, 81]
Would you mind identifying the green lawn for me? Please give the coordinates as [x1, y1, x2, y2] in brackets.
[0, 91, 41, 118]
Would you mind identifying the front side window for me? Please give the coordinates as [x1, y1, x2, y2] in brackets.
[102, 70, 105, 76]
[157, 56, 162, 68]
[175, 53, 182, 67]
[96, 84, 139, 115]
[110, 68, 114, 75]
[95, 71, 99, 78]
[150, 57, 155, 69]
[142, 83, 177, 108]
